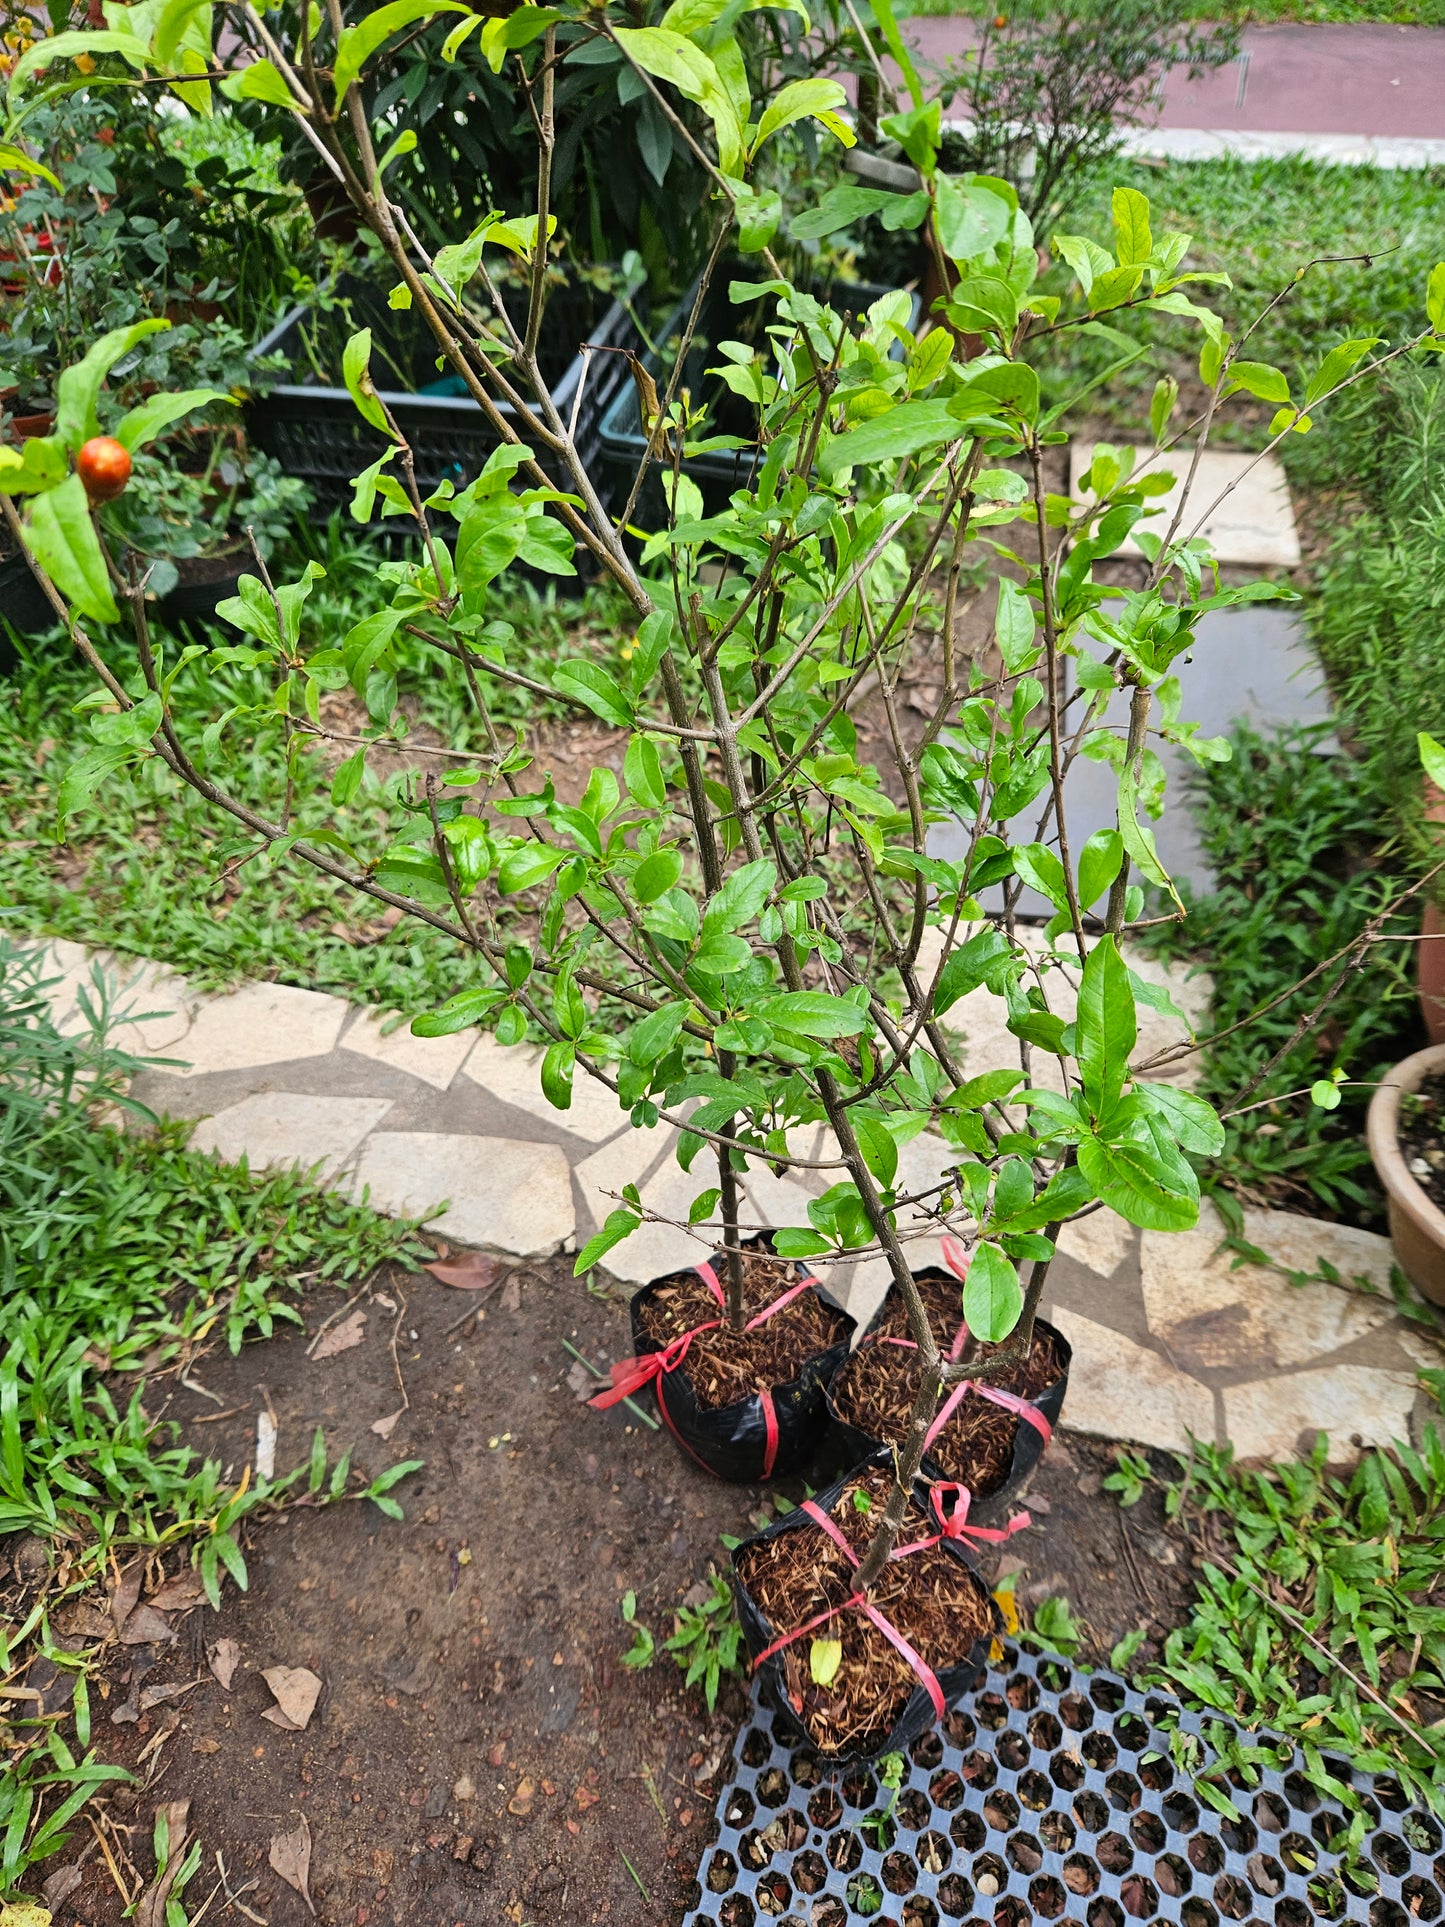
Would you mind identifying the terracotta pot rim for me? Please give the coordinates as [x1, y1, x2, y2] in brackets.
[1366, 1042, 1445, 1248]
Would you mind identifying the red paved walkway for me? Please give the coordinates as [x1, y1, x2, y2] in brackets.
[904, 21, 1445, 139]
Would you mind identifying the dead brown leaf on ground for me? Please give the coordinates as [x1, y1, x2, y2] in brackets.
[311, 1310, 367, 1360]
[136, 1801, 191, 1927]
[268, 1815, 315, 1914]
[500, 1274, 522, 1313]
[565, 1361, 595, 1402]
[422, 1251, 503, 1291]
[147, 1571, 207, 1613]
[260, 1665, 322, 1731]
[208, 1638, 240, 1690]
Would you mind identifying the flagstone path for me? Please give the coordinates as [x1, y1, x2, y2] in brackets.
[35, 934, 1443, 1468]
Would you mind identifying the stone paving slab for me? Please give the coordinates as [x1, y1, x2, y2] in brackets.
[1069, 445, 1301, 569]
[25, 939, 1445, 1464]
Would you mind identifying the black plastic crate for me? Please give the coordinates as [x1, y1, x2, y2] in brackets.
[598, 268, 923, 523]
[247, 268, 646, 521]
[684, 1642, 1442, 1924]
[0, 547, 54, 654]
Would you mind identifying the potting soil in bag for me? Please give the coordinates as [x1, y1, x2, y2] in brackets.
[732, 1454, 1018, 1760]
[828, 1261, 1070, 1506]
[588, 1242, 853, 1482]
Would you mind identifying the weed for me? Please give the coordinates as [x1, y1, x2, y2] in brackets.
[619, 1590, 657, 1670]
[664, 1573, 747, 1714]
[1142, 722, 1421, 1222]
[1023, 1594, 1083, 1659]
[1103, 1449, 1153, 1507]
[1157, 1434, 1445, 1814]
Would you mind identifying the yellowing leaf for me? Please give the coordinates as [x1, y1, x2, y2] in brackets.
[809, 1637, 842, 1686]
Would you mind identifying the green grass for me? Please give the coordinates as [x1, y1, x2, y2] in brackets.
[1157, 1432, 1445, 1825]
[0, 937, 428, 1897]
[1143, 723, 1422, 1225]
[0, 547, 631, 1012]
[1034, 155, 1445, 464]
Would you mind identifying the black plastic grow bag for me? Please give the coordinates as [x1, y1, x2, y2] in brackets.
[593, 1241, 854, 1484]
[827, 1275, 1070, 1509]
[731, 1450, 1003, 1761]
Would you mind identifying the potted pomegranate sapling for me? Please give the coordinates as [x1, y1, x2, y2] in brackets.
[11, 0, 1436, 1757]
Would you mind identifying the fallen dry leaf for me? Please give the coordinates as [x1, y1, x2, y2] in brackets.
[2, 1901, 54, 1927]
[370, 1411, 401, 1440]
[208, 1638, 240, 1691]
[311, 1310, 367, 1360]
[41, 1865, 82, 1910]
[118, 1605, 173, 1647]
[260, 1665, 322, 1731]
[192, 1737, 220, 1755]
[136, 1800, 190, 1927]
[565, 1361, 596, 1403]
[500, 1274, 521, 1313]
[147, 1571, 207, 1614]
[507, 1775, 536, 1817]
[109, 1561, 144, 1635]
[139, 1681, 197, 1712]
[268, 1816, 315, 1915]
[53, 1600, 112, 1641]
[422, 1251, 502, 1291]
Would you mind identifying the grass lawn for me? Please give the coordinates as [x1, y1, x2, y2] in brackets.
[909, 0, 1445, 21]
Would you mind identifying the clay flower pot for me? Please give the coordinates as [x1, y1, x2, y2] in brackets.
[1366, 1042, 1445, 1306]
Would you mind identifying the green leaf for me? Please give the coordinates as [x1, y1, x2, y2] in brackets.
[218, 57, 299, 106]
[1310, 1078, 1342, 1112]
[55, 319, 170, 452]
[935, 176, 1012, 263]
[0, 142, 59, 189]
[342, 329, 393, 439]
[613, 26, 745, 176]
[634, 848, 683, 903]
[772, 1227, 830, 1258]
[962, 1242, 1022, 1343]
[810, 1637, 843, 1686]
[113, 388, 234, 454]
[333, 0, 469, 104]
[1429, 262, 1445, 335]
[497, 844, 566, 894]
[629, 1001, 689, 1065]
[819, 399, 960, 480]
[8, 28, 150, 91]
[578, 1202, 643, 1279]
[57, 743, 140, 822]
[761, 991, 867, 1038]
[330, 745, 366, 807]
[552, 660, 634, 728]
[1133, 1082, 1225, 1156]
[1076, 829, 1124, 910]
[540, 1040, 575, 1110]
[934, 927, 1013, 1015]
[1227, 360, 1291, 406]
[1419, 731, 1445, 793]
[752, 77, 852, 153]
[1111, 186, 1152, 267]
[994, 576, 1037, 672]
[624, 733, 666, 808]
[24, 474, 119, 623]
[1077, 1134, 1198, 1231]
[410, 988, 501, 1036]
[853, 1111, 898, 1188]
[704, 857, 775, 934]
[1076, 935, 1134, 1117]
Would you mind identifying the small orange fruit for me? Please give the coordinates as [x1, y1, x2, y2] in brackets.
[77, 436, 132, 504]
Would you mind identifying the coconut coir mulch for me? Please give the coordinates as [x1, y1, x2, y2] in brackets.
[828, 1270, 1062, 1495]
[733, 1465, 996, 1757]
[636, 1249, 849, 1410]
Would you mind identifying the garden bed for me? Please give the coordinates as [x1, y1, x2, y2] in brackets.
[40, 1251, 1194, 1926]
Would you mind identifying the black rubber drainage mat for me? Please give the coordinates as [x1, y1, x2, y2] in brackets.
[681, 1642, 1443, 1926]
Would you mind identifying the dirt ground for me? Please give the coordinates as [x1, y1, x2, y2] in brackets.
[43, 1253, 1194, 1927]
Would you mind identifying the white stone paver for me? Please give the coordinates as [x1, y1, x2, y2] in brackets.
[1222, 1365, 1420, 1461]
[340, 1008, 475, 1091]
[1049, 1307, 1217, 1453]
[176, 981, 348, 1077]
[464, 1034, 631, 1144]
[53, 934, 1440, 1464]
[1140, 1203, 1397, 1374]
[352, 1132, 574, 1257]
[1070, 444, 1301, 569]
[190, 1094, 392, 1179]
